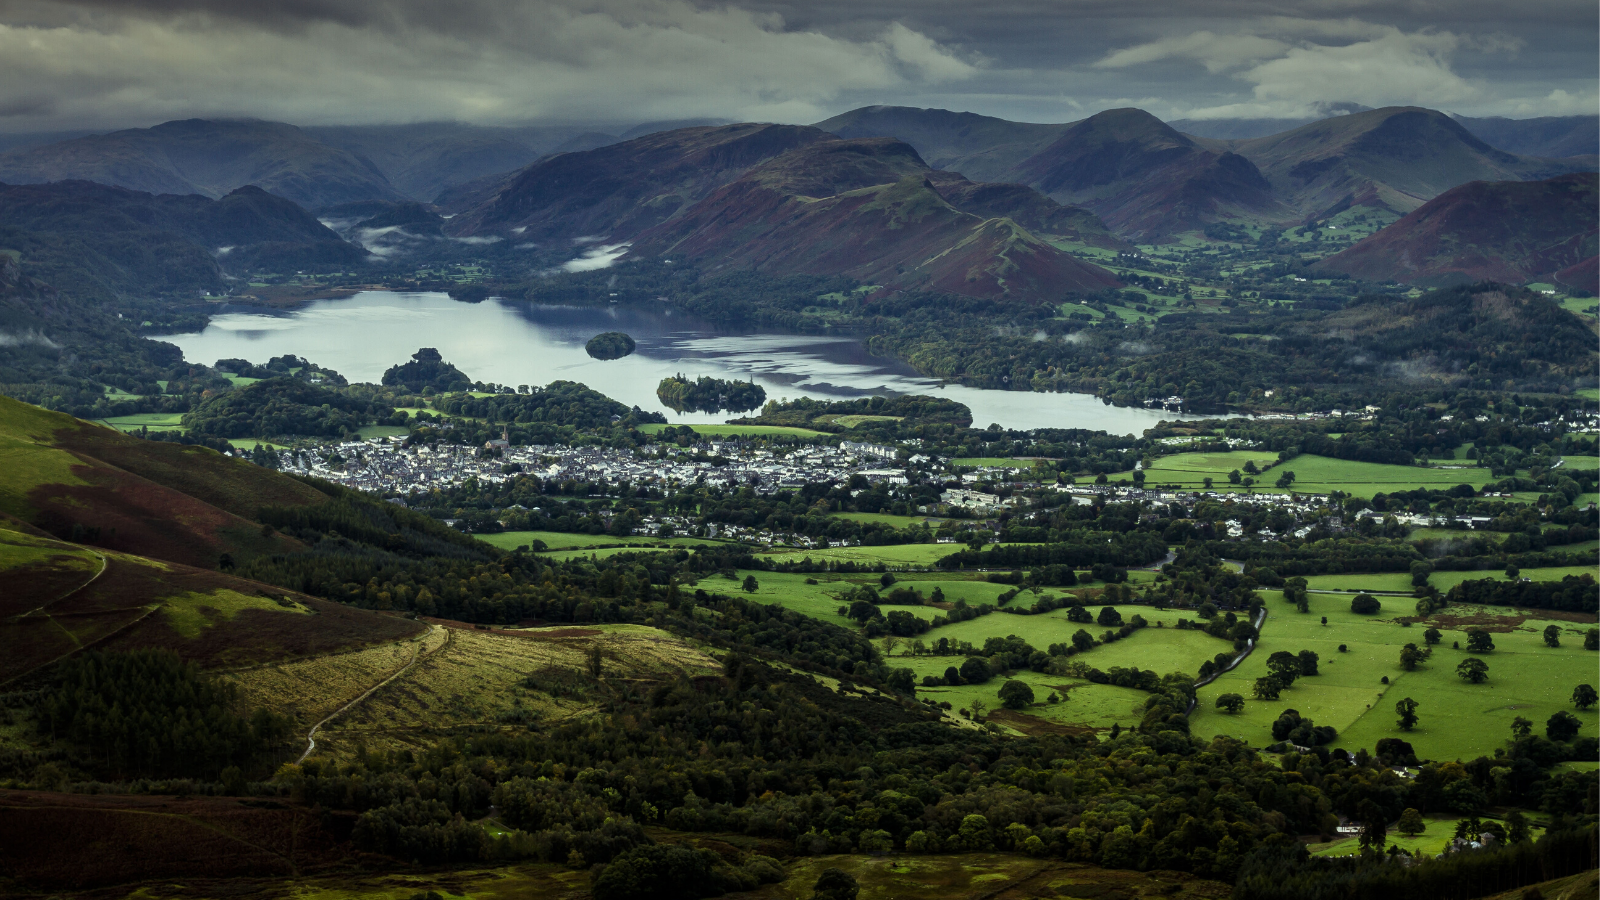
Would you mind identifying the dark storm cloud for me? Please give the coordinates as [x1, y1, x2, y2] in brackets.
[0, 0, 1591, 132]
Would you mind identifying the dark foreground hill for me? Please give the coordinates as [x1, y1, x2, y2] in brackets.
[1316, 173, 1599, 288]
[0, 119, 407, 209]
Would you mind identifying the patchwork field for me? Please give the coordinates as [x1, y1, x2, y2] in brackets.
[1136, 451, 1494, 498]
[478, 530, 726, 552]
[1301, 565, 1599, 596]
[758, 542, 978, 568]
[1191, 593, 1599, 761]
[635, 423, 829, 438]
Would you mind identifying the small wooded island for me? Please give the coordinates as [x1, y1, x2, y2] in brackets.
[584, 331, 637, 360]
[656, 373, 766, 413]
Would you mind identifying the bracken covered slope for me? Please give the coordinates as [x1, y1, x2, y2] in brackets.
[1315, 173, 1599, 288]
[629, 138, 1120, 300]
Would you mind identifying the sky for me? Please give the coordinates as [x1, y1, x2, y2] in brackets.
[0, 0, 1593, 133]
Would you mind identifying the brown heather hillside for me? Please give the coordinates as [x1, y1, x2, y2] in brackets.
[1315, 173, 1599, 288]
[447, 122, 831, 239]
[1229, 106, 1593, 220]
[998, 108, 1291, 241]
[0, 394, 326, 569]
[630, 139, 1120, 300]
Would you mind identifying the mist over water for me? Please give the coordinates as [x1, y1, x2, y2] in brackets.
[161, 291, 1196, 433]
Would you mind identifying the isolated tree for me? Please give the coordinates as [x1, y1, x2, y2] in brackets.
[1228, 469, 1242, 484]
[879, 572, 896, 589]
[1505, 564, 1520, 580]
[742, 574, 759, 593]
[1399, 643, 1423, 671]
[1573, 684, 1598, 711]
[1465, 629, 1495, 653]
[968, 699, 987, 722]
[1409, 560, 1433, 587]
[811, 867, 859, 900]
[1395, 697, 1419, 731]
[1504, 811, 1530, 845]
[1511, 716, 1534, 739]
[1457, 658, 1489, 684]
[1423, 627, 1442, 647]
[880, 635, 901, 657]
[1396, 808, 1425, 836]
[959, 657, 993, 684]
[1543, 625, 1561, 648]
[1202, 477, 1214, 489]
[998, 680, 1035, 710]
[1586, 628, 1599, 651]
[1351, 594, 1381, 615]
[1071, 629, 1095, 652]
[943, 666, 962, 686]
[1096, 606, 1123, 627]
[1253, 676, 1283, 701]
[1297, 650, 1320, 675]
[1216, 693, 1245, 714]
[1266, 651, 1301, 687]
[1357, 799, 1387, 852]
[1546, 710, 1581, 742]
[588, 642, 604, 678]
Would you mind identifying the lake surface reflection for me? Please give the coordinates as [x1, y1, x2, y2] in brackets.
[161, 292, 1196, 434]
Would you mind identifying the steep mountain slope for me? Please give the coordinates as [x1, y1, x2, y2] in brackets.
[0, 394, 327, 568]
[1315, 173, 1599, 288]
[814, 106, 1066, 182]
[0, 119, 406, 209]
[923, 171, 1131, 250]
[1230, 107, 1592, 220]
[1452, 114, 1599, 159]
[1001, 108, 1290, 241]
[0, 180, 367, 286]
[631, 138, 1120, 300]
[447, 123, 833, 239]
[306, 123, 547, 203]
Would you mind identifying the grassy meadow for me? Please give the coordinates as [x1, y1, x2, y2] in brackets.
[1134, 450, 1493, 498]
[635, 423, 830, 439]
[1191, 592, 1598, 761]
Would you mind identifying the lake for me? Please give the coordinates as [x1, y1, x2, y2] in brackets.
[161, 291, 1196, 434]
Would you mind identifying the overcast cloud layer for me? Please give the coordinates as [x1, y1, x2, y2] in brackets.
[0, 0, 1593, 132]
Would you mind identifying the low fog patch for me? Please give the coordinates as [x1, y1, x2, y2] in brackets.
[0, 329, 59, 349]
[561, 242, 630, 273]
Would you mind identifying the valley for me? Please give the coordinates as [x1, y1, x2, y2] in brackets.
[0, 75, 1596, 900]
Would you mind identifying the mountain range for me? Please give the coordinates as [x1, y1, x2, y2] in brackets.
[1316, 172, 1599, 291]
[0, 180, 365, 300]
[818, 105, 1596, 239]
[448, 124, 1125, 299]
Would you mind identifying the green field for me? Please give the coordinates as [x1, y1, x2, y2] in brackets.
[1302, 565, 1599, 597]
[1137, 451, 1494, 498]
[1191, 594, 1599, 761]
[98, 412, 186, 433]
[226, 439, 290, 451]
[635, 423, 829, 438]
[1309, 812, 1546, 858]
[951, 457, 1036, 469]
[477, 530, 726, 552]
[893, 608, 1228, 677]
[356, 424, 410, 440]
[829, 511, 935, 527]
[758, 542, 973, 568]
